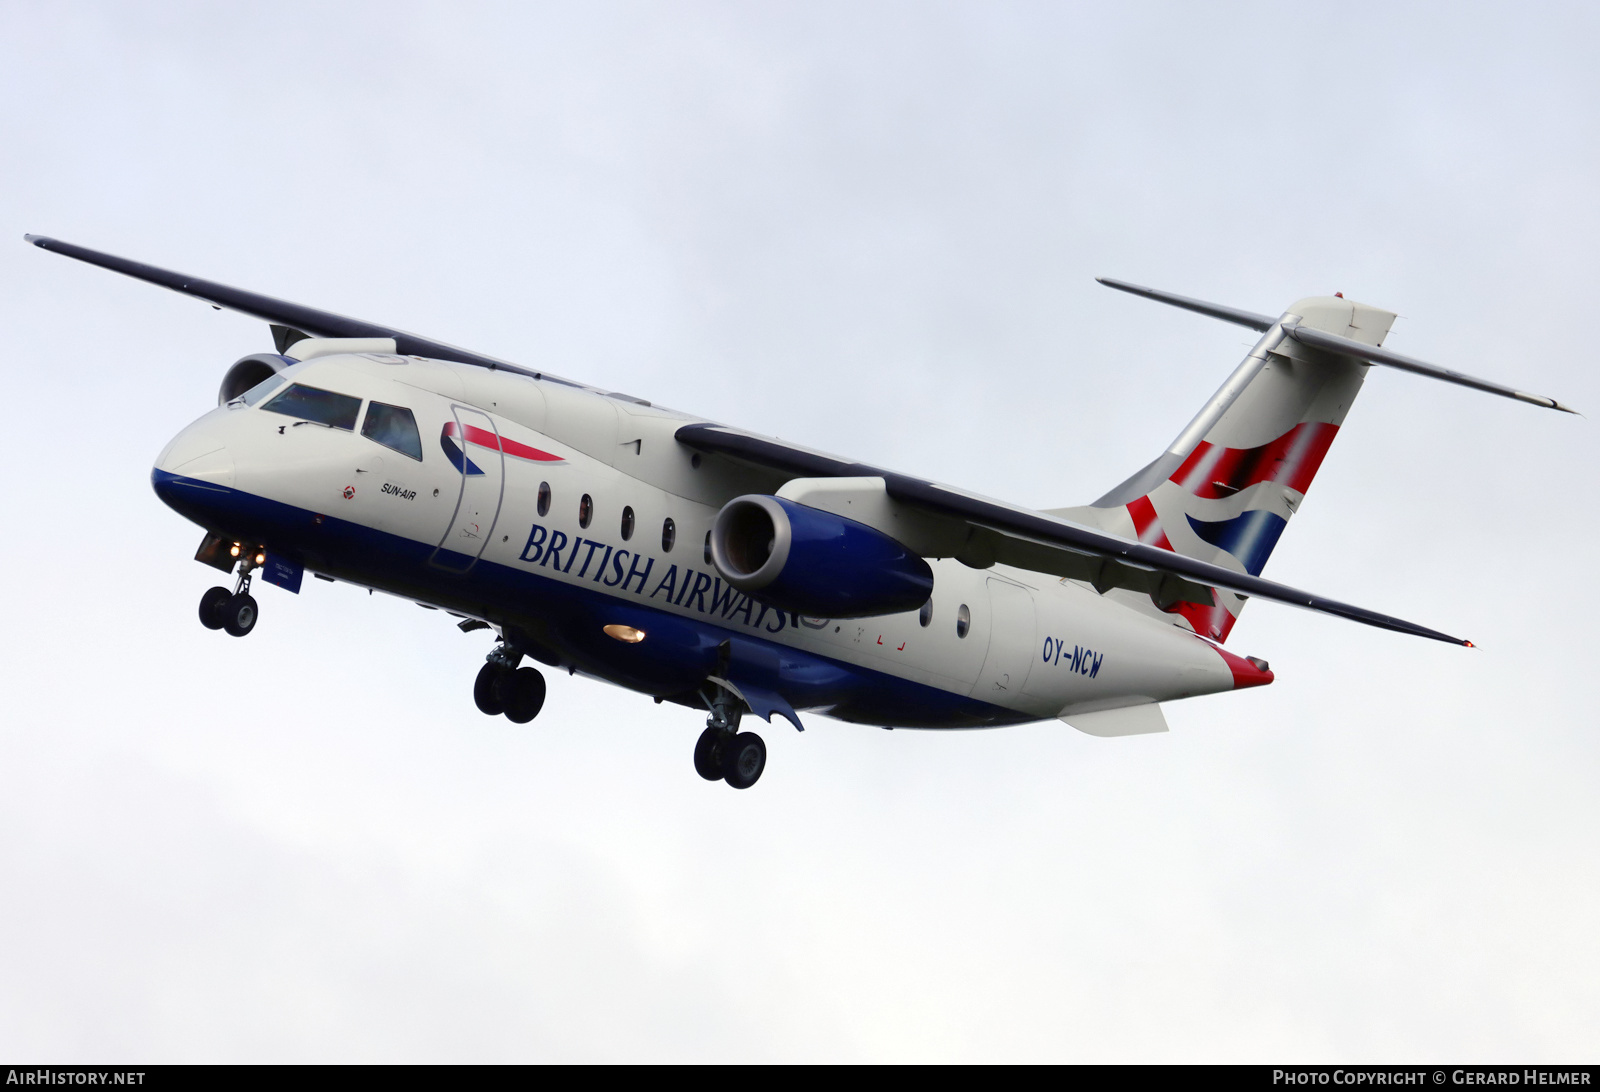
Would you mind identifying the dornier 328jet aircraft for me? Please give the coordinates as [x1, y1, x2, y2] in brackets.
[27, 235, 1575, 789]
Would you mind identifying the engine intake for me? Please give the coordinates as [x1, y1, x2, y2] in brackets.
[218, 352, 292, 406]
[710, 495, 933, 618]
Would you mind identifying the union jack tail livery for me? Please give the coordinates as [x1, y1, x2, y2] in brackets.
[1056, 289, 1445, 642]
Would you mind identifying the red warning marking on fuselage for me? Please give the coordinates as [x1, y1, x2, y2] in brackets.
[443, 421, 565, 463]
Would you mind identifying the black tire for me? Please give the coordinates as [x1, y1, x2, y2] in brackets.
[693, 727, 724, 781]
[222, 592, 258, 637]
[721, 731, 766, 789]
[491, 668, 517, 709]
[503, 667, 546, 724]
[199, 586, 231, 630]
[474, 663, 507, 716]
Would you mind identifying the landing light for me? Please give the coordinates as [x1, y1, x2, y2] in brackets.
[603, 624, 646, 644]
[229, 543, 241, 557]
[254, 552, 266, 565]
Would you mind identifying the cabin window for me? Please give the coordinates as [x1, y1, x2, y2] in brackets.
[661, 518, 676, 553]
[620, 506, 635, 540]
[360, 401, 422, 460]
[261, 383, 362, 431]
[956, 604, 970, 639]
[579, 494, 593, 529]
[919, 598, 933, 628]
[537, 482, 551, 517]
[703, 531, 712, 565]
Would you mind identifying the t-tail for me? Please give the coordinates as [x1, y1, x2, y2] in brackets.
[1052, 280, 1575, 643]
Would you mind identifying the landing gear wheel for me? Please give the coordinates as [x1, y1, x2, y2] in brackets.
[502, 667, 546, 724]
[693, 727, 724, 781]
[221, 592, 258, 637]
[199, 586, 231, 630]
[474, 663, 508, 716]
[721, 731, 766, 789]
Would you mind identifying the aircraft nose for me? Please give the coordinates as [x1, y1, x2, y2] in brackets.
[154, 421, 235, 483]
[151, 413, 237, 515]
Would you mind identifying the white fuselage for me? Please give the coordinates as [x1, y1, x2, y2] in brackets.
[154, 350, 1250, 730]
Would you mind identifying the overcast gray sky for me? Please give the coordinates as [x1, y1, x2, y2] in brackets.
[2, 0, 1597, 1062]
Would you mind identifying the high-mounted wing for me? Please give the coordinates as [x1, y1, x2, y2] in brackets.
[675, 422, 1473, 646]
[20, 234, 1487, 645]
[24, 234, 589, 388]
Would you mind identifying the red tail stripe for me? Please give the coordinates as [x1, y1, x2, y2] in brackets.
[1126, 497, 1238, 641]
[444, 421, 564, 462]
[1126, 495, 1174, 550]
[1170, 421, 1339, 499]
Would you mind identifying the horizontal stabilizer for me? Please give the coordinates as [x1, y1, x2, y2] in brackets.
[1096, 277, 1275, 331]
[1283, 323, 1577, 413]
[1062, 703, 1169, 737]
[1098, 275, 1575, 414]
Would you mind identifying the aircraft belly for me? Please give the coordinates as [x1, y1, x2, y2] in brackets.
[150, 470, 1034, 729]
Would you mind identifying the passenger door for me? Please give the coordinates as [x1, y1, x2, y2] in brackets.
[971, 577, 1036, 701]
[431, 406, 505, 573]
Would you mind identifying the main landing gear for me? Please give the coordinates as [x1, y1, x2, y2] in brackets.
[198, 550, 260, 637]
[695, 685, 766, 790]
[474, 644, 546, 723]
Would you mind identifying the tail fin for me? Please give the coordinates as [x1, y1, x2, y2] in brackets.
[1052, 283, 1571, 642]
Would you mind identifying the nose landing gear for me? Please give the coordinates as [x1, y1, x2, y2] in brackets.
[198, 548, 261, 637]
[474, 644, 546, 723]
[695, 684, 767, 789]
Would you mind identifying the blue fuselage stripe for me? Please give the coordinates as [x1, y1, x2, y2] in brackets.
[152, 470, 1028, 729]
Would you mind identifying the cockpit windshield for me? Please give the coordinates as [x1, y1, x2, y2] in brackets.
[261, 383, 362, 430]
[361, 401, 423, 460]
[237, 372, 286, 406]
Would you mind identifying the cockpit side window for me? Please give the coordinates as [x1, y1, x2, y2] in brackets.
[361, 401, 423, 461]
[239, 373, 286, 406]
[262, 384, 362, 430]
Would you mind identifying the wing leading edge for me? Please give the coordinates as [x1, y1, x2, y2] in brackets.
[25, 234, 1473, 644]
[24, 234, 587, 387]
[675, 423, 1471, 646]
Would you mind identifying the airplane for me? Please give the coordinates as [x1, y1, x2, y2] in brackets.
[25, 235, 1575, 790]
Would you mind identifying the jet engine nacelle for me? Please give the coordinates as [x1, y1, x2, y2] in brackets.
[709, 494, 934, 618]
[217, 352, 292, 406]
